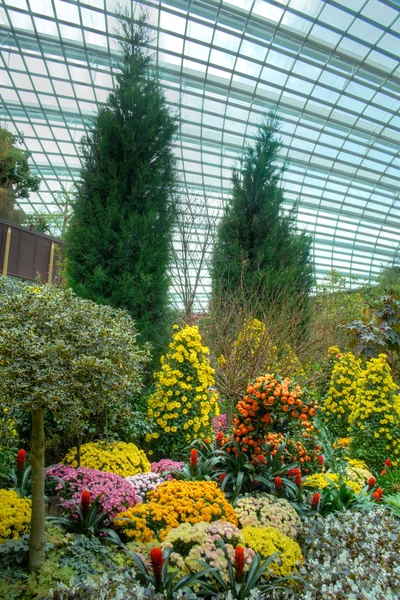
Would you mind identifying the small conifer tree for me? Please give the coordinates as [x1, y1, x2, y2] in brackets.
[66, 13, 177, 347]
[211, 114, 313, 325]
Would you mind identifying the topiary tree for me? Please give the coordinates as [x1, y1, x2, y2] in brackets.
[321, 351, 363, 438]
[66, 13, 178, 350]
[0, 281, 149, 571]
[146, 325, 219, 459]
[211, 113, 314, 327]
[349, 354, 400, 471]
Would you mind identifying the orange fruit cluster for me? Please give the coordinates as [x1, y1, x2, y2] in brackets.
[224, 373, 318, 462]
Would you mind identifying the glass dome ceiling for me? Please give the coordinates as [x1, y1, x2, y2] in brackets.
[1, 0, 400, 309]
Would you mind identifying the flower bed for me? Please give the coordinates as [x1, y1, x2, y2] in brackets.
[115, 480, 237, 542]
[63, 441, 151, 477]
[46, 464, 140, 522]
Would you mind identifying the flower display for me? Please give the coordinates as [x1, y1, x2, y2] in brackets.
[349, 354, 400, 470]
[162, 520, 255, 584]
[45, 464, 140, 522]
[115, 480, 237, 542]
[321, 352, 362, 438]
[151, 459, 184, 481]
[146, 325, 219, 457]
[225, 373, 320, 471]
[235, 494, 300, 539]
[242, 526, 302, 577]
[125, 471, 165, 501]
[0, 489, 31, 543]
[302, 473, 362, 495]
[63, 441, 151, 477]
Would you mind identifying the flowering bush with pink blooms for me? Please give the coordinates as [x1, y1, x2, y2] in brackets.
[212, 413, 227, 434]
[151, 459, 184, 481]
[125, 472, 165, 501]
[45, 464, 140, 523]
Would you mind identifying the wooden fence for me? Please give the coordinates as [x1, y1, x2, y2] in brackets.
[0, 220, 64, 283]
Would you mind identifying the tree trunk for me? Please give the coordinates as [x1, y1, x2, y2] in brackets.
[29, 407, 46, 572]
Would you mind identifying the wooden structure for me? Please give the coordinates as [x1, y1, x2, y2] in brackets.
[0, 220, 64, 284]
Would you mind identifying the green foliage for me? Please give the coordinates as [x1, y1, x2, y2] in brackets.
[211, 113, 313, 327]
[198, 538, 296, 600]
[383, 492, 400, 519]
[311, 270, 365, 349]
[0, 281, 149, 444]
[304, 476, 372, 517]
[48, 496, 121, 545]
[126, 545, 214, 599]
[66, 13, 178, 351]
[0, 127, 41, 223]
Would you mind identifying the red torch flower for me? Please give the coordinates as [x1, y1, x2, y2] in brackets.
[190, 448, 198, 468]
[216, 430, 224, 448]
[311, 492, 320, 509]
[317, 455, 324, 466]
[368, 476, 376, 489]
[288, 467, 302, 486]
[372, 487, 384, 502]
[16, 449, 27, 471]
[234, 546, 246, 582]
[381, 469, 387, 476]
[385, 459, 392, 468]
[81, 490, 91, 515]
[274, 476, 283, 491]
[149, 547, 165, 586]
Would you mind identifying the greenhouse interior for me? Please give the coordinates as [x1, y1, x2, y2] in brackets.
[1, 0, 400, 598]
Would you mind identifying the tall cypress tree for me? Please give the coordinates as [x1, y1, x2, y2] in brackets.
[211, 114, 314, 322]
[66, 14, 177, 347]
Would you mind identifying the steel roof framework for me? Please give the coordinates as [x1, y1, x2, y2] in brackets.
[1, 0, 400, 309]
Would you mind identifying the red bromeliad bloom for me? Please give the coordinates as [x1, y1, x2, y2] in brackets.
[190, 449, 198, 468]
[81, 490, 91, 513]
[372, 487, 384, 502]
[274, 476, 283, 490]
[234, 546, 246, 581]
[150, 547, 165, 582]
[16, 449, 27, 471]
[368, 476, 376, 488]
[385, 459, 392, 468]
[287, 467, 302, 486]
[317, 455, 324, 466]
[311, 492, 320, 508]
[218, 473, 226, 483]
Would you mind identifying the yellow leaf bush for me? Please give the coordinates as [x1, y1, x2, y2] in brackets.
[242, 526, 302, 577]
[0, 489, 31, 543]
[114, 480, 237, 542]
[146, 325, 219, 458]
[321, 351, 362, 438]
[349, 354, 400, 470]
[64, 441, 150, 477]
